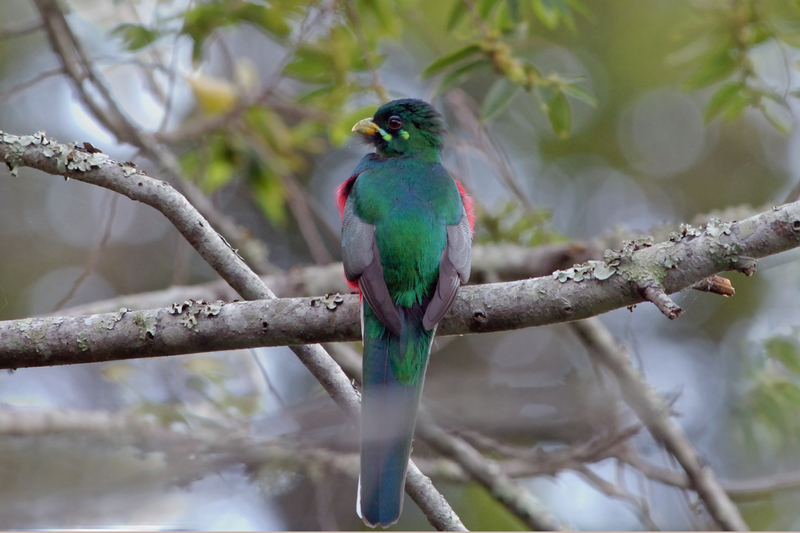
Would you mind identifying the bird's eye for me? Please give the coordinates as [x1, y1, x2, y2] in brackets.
[387, 116, 403, 131]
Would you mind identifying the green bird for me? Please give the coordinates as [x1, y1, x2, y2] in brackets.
[336, 99, 474, 527]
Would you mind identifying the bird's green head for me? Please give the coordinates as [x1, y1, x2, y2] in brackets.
[352, 98, 444, 160]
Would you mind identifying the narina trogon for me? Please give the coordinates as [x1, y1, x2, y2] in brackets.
[336, 99, 474, 527]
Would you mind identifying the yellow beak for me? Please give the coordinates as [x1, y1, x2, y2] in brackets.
[352, 117, 380, 136]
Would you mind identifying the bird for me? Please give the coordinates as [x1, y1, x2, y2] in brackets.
[336, 98, 474, 528]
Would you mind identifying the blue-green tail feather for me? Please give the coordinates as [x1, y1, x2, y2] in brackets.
[359, 302, 434, 528]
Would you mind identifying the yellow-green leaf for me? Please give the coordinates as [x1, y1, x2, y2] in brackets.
[447, 0, 469, 30]
[422, 44, 482, 79]
[547, 90, 571, 138]
[110, 23, 160, 51]
[436, 58, 492, 95]
[532, 0, 560, 29]
[562, 82, 597, 107]
[685, 49, 737, 90]
[253, 172, 287, 226]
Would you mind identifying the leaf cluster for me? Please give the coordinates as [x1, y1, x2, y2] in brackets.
[422, 0, 596, 138]
[672, 0, 800, 134]
[105, 0, 800, 241]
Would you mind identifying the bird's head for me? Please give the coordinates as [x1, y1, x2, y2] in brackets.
[352, 98, 444, 160]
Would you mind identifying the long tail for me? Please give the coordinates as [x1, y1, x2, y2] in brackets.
[358, 302, 434, 528]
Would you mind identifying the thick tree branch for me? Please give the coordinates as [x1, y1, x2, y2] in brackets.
[54, 205, 773, 318]
[54, 241, 601, 317]
[0, 133, 798, 370]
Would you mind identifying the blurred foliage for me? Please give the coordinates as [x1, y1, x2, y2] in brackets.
[104, 0, 800, 236]
[475, 201, 565, 246]
[422, 0, 596, 135]
[671, 0, 800, 133]
[742, 333, 800, 450]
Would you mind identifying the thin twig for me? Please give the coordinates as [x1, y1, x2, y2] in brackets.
[575, 465, 660, 530]
[0, 68, 65, 106]
[417, 412, 566, 531]
[641, 284, 684, 320]
[52, 192, 119, 312]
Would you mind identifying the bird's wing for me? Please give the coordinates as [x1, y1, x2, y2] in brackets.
[341, 195, 403, 336]
[422, 204, 472, 330]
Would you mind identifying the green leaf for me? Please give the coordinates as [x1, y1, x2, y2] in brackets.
[205, 158, 236, 192]
[110, 23, 160, 51]
[181, 1, 229, 60]
[252, 170, 287, 226]
[422, 44, 482, 78]
[284, 47, 334, 84]
[774, 380, 800, 410]
[436, 58, 492, 94]
[565, 0, 592, 20]
[684, 48, 737, 90]
[755, 388, 788, 438]
[481, 77, 520, 120]
[747, 22, 773, 46]
[447, 0, 469, 30]
[561, 83, 597, 107]
[766, 337, 800, 376]
[479, 0, 500, 19]
[236, 3, 292, 39]
[531, 0, 560, 30]
[705, 82, 745, 122]
[546, 90, 571, 138]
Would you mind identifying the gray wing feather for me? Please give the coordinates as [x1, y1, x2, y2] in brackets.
[422, 206, 472, 330]
[447, 206, 472, 283]
[342, 198, 403, 336]
[342, 200, 375, 282]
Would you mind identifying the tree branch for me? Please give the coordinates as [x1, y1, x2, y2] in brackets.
[571, 318, 748, 531]
[2, 133, 800, 376]
[54, 240, 602, 317]
[417, 414, 566, 530]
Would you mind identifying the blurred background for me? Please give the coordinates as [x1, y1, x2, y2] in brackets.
[1, 0, 800, 529]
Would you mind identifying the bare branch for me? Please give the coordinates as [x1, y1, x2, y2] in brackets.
[417, 414, 566, 531]
[641, 283, 684, 320]
[0, 68, 65, 106]
[571, 318, 748, 531]
[55, 240, 602, 317]
[574, 465, 660, 530]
